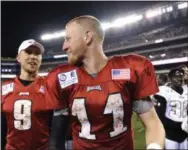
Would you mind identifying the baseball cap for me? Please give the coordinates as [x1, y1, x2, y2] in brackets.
[18, 39, 45, 54]
[168, 67, 184, 78]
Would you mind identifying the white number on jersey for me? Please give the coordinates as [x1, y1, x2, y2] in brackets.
[14, 100, 32, 130]
[104, 93, 127, 137]
[72, 98, 96, 140]
[169, 100, 188, 120]
[183, 101, 188, 118]
[72, 93, 127, 140]
[169, 100, 181, 118]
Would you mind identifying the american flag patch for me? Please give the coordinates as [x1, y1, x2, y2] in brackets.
[111, 69, 130, 80]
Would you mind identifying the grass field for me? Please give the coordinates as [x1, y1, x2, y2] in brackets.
[132, 113, 146, 149]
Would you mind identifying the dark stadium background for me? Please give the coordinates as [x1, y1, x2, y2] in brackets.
[2, 1, 168, 58]
[1, 1, 188, 149]
[2, 0, 187, 85]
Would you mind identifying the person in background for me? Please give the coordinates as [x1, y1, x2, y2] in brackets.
[178, 64, 188, 86]
[153, 67, 188, 150]
[157, 73, 168, 86]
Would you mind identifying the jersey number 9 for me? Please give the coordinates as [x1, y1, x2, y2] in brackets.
[14, 100, 32, 130]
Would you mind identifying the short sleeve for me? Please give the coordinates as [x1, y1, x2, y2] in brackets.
[154, 86, 170, 101]
[45, 69, 69, 110]
[1, 80, 14, 109]
[135, 60, 159, 99]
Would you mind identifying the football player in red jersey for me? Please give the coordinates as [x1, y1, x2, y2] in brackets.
[46, 15, 165, 150]
[1, 39, 53, 150]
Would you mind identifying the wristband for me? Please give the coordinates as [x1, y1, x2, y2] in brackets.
[147, 143, 162, 149]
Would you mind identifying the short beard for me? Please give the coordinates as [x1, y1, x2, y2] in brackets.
[69, 55, 84, 67]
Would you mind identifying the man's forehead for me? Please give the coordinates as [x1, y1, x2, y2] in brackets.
[65, 24, 84, 37]
[66, 22, 84, 32]
[65, 24, 75, 34]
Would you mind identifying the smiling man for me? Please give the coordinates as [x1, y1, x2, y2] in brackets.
[46, 15, 165, 150]
[1, 39, 53, 150]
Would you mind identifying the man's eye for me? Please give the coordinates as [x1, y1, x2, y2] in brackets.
[66, 37, 70, 41]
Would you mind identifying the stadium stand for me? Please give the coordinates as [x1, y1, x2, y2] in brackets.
[1, 1, 188, 79]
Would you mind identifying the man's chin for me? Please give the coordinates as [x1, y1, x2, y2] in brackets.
[68, 58, 80, 66]
[27, 69, 38, 74]
[68, 60, 75, 65]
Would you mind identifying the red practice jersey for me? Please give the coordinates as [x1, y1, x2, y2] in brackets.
[1, 76, 52, 150]
[46, 54, 159, 150]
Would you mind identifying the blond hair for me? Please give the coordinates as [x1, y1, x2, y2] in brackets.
[66, 15, 105, 42]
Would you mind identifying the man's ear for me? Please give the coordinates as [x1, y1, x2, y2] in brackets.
[16, 54, 21, 63]
[85, 31, 93, 45]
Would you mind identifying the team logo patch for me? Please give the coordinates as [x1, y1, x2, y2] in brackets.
[111, 68, 130, 80]
[58, 69, 78, 89]
[87, 85, 102, 92]
[2, 83, 14, 95]
[19, 92, 29, 96]
[59, 74, 67, 82]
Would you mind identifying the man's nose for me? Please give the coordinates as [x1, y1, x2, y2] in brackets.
[62, 42, 69, 52]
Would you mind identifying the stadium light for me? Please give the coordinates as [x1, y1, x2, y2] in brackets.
[112, 17, 127, 27]
[41, 14, 142, 41]
[149, 55, 154, 59]
[155, 39, 163, 43]
[111, 14, 143, 27]
[53, 54, 68, 58]
[1, 74, 16, 78]
[178, 2, 188, 9]
[166, 6, 173, 12]
[41, 31, 65, 41]
[161, 53, 166, 57]
[152, 57, 188, 65]
[1, 72, 48, 78]
[101, 22, 112, 30]
[146, 8, 162, 18]
[161, 8, 166, 13]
